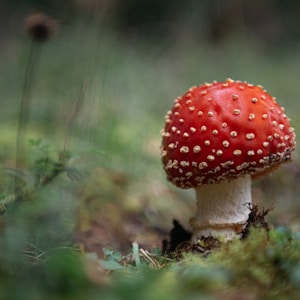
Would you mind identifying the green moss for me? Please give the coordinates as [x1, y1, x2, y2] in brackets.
[203, 227, 300, 298]
[93, 227, 300, 299]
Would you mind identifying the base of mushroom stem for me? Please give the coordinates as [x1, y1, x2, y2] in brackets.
[189, 220, 247, 241]
[190, 174, 252, 241]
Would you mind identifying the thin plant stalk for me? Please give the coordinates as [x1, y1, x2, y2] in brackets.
[63, 82, 86, 153]
[15, 40, 40, 196]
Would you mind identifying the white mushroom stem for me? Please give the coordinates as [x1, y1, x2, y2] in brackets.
[190, 174, 251, 240]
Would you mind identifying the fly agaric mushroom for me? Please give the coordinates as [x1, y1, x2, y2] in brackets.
[161, 79, 296, 240]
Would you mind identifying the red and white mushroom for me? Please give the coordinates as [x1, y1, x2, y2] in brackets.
[161, 79, 296, 240]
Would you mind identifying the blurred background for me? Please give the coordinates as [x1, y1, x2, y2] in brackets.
[1, 0, 300, 255]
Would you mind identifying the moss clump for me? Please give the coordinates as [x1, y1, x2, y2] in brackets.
[205, 227, 300, 299]
[161, 226, 300, 299]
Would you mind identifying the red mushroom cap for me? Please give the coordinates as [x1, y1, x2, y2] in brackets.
[161, 79, 296, 188]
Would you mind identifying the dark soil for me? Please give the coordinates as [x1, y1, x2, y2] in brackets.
[241, 204, 272, 239]
[162, 219, 220, 258]
[162, 220, 192, 252]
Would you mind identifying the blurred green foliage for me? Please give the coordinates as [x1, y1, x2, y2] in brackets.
[2, 226, 300, 299]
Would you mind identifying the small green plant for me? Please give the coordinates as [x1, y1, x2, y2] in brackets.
[0, 140, 71, 214]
